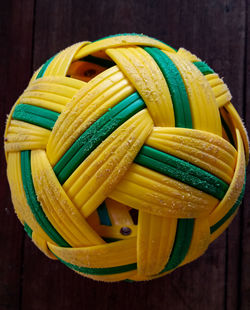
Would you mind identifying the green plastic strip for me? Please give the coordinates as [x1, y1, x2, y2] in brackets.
[193, 61, 214, 75]
[97, 201, 112, 226]
[36, 55, 56, 79]
[135, 145, 229, 200]
[160, 219, 194, 273]
[220, 113, 236, 147]
[24, 222, 33, 238]
[21, 150, 70, 247]
[12, 104, 59, 130]
[53, 252, 137, 275]
[54, 92, 146, 184]
[210, 179, 246, 234]
[144, 47, 192, 128]
[79, 55, 115, 68]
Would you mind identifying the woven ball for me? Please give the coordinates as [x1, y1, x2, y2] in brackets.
[4, 33, 249, 282]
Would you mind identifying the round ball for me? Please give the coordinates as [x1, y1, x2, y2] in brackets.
[4, 33, 249, 282]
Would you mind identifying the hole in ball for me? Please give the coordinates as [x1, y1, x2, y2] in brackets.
[120, 227, 132, 236]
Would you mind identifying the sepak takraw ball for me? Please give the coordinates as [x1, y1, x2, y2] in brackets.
[4, 33, 249, 282]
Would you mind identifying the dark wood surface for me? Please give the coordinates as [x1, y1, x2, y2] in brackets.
[0, 1, 249, 309]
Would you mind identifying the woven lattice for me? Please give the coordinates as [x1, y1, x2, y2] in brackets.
[4, 33, 249, 282]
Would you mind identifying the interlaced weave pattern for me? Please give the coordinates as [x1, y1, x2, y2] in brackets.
[4, 33, 249, 282]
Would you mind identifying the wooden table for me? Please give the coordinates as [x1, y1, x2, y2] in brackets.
[1, 1, 250, 309]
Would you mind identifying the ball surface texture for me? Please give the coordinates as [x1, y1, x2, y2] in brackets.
[4, 33, 249, 282]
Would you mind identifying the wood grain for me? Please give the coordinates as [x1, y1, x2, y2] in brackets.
[0, 1, 35, 309]
[0, 1, 249, 309]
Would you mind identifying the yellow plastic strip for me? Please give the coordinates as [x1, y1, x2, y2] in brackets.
[106, 47, 175, 126]
[48, 238, 137, 268]
[32, 231, 56, 259]
[224, 102, 249, 162]
[18, 76, 84, 115]
[177, 48, 201, 62]
[105, 198, 134, 226]
[205, 73, 222, 87]
[209, 129, 245, 227]
[6, 152, 28, 223]
[63, 109, 153, 217]
[205, 73, 232, 108]
[25, 225, 136, 280]
[180, 218, 210, 266]
[36, 55, 57, 79]
[109, 163, 218, 218]
[145, 127, 237, 184]
[74, 34, 176, 60]
[159, 218, 194, 273]
[137, 211, 177, 276]
[55, 254, 137, 277]
[87, 199, 136, 241]
[21, 150, 70, 247]
[210, 207, 239, 243]
[164, 51, 222, 136]
[144, 46, 192, 128]
[76, 269, 137, 282]
[4, 120, 50, 152]
[6, 152, 54, 245]
[43, 42, 89, 77]
[31, 76, 84, 89]
[53, 92, 145, 184]
[29, 66, 42, 83]
[94, 225, 137, 240]
[47, 66, 135, 166]
[31, 149, 104, 247]
[16, 97, 65, 113]
[210, 181, 245, 235]
[21, 91, 69, 108]
[27, 77, 84, 98]
[4, 98, 22, 159]
[135, 270, 172, 282]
